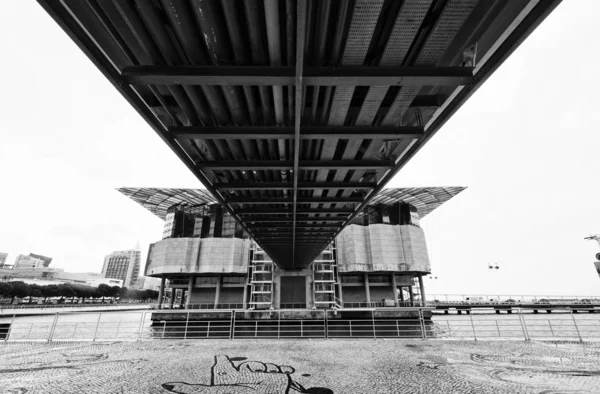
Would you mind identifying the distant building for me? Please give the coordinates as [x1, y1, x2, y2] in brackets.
[1, 266, 64, 280]
[55, 272, 123, 287]
[102, 248, 141, 288]
[0, 253, 8, 268]
[13, 254, 46, 269]
[28, 253, 52, 267]
[136, 276, 161, 291]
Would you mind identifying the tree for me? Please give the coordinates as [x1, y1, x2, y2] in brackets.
[0, 282, 13, 299]
[119, 287, 129, 300]
[97, 283, 111, 303]
[58, 284, 75, 303]
[9, 281, 30, 303]
[41, 285, 59, 303]
[29, 288, 43, 303]
[109, 285, 121, 298]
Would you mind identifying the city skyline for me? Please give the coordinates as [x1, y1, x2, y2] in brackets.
[1, 1, 599, 295]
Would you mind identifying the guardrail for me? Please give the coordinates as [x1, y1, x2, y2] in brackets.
[1, 308, 599, 342]
[0, 301, 153, 310]
[428, 294, 600, 304]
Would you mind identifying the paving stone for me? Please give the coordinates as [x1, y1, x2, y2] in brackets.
[0, 340, 599, 393]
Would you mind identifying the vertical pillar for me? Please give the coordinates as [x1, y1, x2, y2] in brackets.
[169, 288, 175, 309]
[214, 275, 221, 309]
[409, 286, 414, 307]
[418, 274, 426, 307]
[273, 275, 281, 309]
[364, 273, 371, 304]
[242, 283, 248, 309]
[186, 275, 194, 309]
[337, 280, 343, 307]
[399, 287, 404, 302]
[391, 273, 399, 306]
[306, 275, 313, 309]
[158, 275, 166, 309]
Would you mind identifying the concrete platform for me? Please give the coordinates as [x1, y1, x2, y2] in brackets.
[1, 340, 599, 393]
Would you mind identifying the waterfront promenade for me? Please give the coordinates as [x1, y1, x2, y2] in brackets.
[1, 339, 599, 393]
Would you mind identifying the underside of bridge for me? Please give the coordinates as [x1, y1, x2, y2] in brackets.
[39, 0, 560, 269]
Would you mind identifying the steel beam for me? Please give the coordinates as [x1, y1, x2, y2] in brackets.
[236, 208, 354, 215]
[122, 66, 473, 86]
[226, 197, 362, 204]
[246, 217, 346, 223]
[171, 126, 424, 140]
[248, 223, 339, 228]
[213, 181, 376, 190]
[198, 160, 393, 171]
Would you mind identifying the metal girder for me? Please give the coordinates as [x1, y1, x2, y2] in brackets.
[198, 160, 393, 171]
[122, 66, 473, 86]
[171, 126, 424, 140]
[236, 208, 355, 214]
[213, 181, 376, 190]
[248, 223, 339, 228]
[225, 197, 363, 204]
[246, 217, 346, 223]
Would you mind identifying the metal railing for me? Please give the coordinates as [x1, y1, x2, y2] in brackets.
[0, 302, 152, 311]
[428, 294, 600, 305]
[1, 308, 599, 342]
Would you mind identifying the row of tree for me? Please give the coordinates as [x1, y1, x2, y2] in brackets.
[0, 281, 159, 304]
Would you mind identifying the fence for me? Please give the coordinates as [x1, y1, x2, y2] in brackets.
[1, 308, 599, 342]
[428, 294, 600, 305]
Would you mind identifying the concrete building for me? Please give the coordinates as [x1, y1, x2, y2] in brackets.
[136, 276, 162, 291]
[28, 253, 52, 267]
[13, 254, 47, 269]
[102, 248, 141, 288]
[121, 187, 463, 310]
[0, 253, 8, 268]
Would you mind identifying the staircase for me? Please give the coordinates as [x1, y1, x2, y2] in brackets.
[312, 243, 342, 309]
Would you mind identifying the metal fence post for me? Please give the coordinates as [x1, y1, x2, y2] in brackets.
[48, 313, 60, 342]
[184, 312, 190, 340]
[230, 311, 235, 340]
[517, 308, 530, 341]
[495, 320, 501, 337]
[372, 310, 376, 339]
[570, 310, 583, 342]
[468, 311, 477, 340]
[278, 311, 281, 340]
[419, 309, 427, 339]
[137, 312, 145, 341]
[5, 314, 16, 342]
[324, 311, 328, 339]
[548, 320, 554, 337]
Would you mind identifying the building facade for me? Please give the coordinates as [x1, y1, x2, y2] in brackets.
[13, 254, 47, 269]
[122, 187, 463, 310]
[102, 249, 141, 288]
[0, 253, 8, 268]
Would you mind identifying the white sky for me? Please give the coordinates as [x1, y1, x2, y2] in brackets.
[1, 1, 599, 296]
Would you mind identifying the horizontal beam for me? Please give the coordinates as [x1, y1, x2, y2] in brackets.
[122, 66, 473, 86]
[198, 160, 392, 171]
[236, 208, 355, 214]
[248, 223, 340, 228]
[246, 217, 346, 223]
[226, 197, 362, 205]
[171, 126, 424, 140]
[214, 181, 376, 191]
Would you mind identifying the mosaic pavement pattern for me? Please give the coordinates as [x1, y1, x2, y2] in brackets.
[1, 340, 599, 393]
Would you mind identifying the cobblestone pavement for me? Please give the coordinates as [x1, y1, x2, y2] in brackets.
[1, 340, 599, 393]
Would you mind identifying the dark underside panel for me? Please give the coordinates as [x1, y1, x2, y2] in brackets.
[38, 0, 560, 268]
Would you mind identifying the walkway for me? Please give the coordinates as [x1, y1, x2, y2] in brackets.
[1, 340, 599, 393]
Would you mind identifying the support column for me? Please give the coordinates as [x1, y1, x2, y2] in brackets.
[158, 275, 166, 309]
[399, 287, 404, 303]
[391, 274, 399, 306]
[409, 286, 414, 307]
[306, 275, 313, 309]
[336, 280, 343, 307]
[364, 273, 371, 304]
[214, 275, 221, 309]
[242, 283, 248, 309]
[418, 274, 426, 307]
[169, 288, 175, 309]
[186, 275, 194, 309]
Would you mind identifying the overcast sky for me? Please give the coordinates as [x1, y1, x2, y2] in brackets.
[1, 1, 599, 297]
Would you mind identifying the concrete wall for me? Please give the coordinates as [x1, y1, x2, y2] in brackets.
[219, 288, 243, 304]
[342, 287, 367, 303]
[146, 237, 251, 276]
[336, 224, 430, 273]
[189, 288, 216, 304]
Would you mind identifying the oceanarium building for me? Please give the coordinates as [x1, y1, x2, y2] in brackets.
[121, 187, 463, 309]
